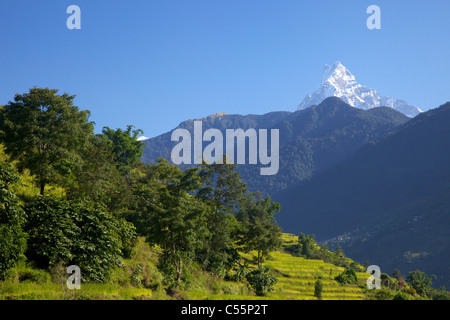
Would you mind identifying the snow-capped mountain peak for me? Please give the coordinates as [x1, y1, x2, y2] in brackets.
[322, 61, 355, 85]
[298, 62, 422, 117]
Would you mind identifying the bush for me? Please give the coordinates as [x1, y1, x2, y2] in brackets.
[373, 289, 395, 300]
[314, 279, 323, 300]
[18, 269, 51, 284]
[393, 291, 410, 300]
[245, 267, 278, 296]
[0, 162, 27, 280]
[406, 270, 435, 297]
[335, 269, 358, 285]
[430, 287, 450, 300]
[24, 196, 137, 282]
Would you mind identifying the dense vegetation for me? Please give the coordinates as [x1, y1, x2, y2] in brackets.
[0, 88, 283, 298]
[0, 88, 447, 300]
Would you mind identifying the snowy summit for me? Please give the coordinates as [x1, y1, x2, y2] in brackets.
[298, 61, 422, 117]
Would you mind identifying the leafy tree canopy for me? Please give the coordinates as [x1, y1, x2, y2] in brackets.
[0, 87, 94, 195]
[100, 125, 144, 175]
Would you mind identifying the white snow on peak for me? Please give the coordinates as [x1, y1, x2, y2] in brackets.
[298, 62, 422, 117]
[137, 136, 149, 141]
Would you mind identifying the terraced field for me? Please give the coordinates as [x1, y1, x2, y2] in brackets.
[260, 251, 369, 300]
[184, 234, 372, 300]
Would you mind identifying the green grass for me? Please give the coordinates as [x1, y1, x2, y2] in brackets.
[1, 234, 374, 300]
[238, 250, 369, 300]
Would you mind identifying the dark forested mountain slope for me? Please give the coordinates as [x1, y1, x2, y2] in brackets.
[274, 101, 450, 288]
[142, 97, 409, 196]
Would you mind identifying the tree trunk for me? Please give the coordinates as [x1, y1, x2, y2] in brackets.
[40, 181, 45, 196]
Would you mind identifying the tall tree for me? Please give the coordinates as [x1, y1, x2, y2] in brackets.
[133, 159, 210, 284]
[0, 88, 94, 195]
[237, 195, 282, 268]
[195, 159, 249, 274]
[64, 135, 131, 213]
[100, 125, 144, 175]
[407, 270, 436, 296]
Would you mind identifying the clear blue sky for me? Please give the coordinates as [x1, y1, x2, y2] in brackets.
[1, 0, 449, 138]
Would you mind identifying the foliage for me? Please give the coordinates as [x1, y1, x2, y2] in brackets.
[100, 125, 144, 175]
[429, 287, 450, 300]
[393, 291, 410, 300]
[236, 195, 282, 268]
[245, 266, 278, 296]
[0, 162, 27, 280]
[335, 269, 359, 285]
[314, 279, 323, 300]
[24, 196, 135, 282]
[298, 233, 317, 257]
[195, 159, 247, 275]
[231, 262, 249, 282]
[64, 135, 131, 213]
[0, 87, 94, 195]
[407, 270, 436, 296]
[285, 233, 364, 271]
[132, 159, 211, 285]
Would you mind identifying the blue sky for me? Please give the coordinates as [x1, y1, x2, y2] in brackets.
[1, 0, 449, 138]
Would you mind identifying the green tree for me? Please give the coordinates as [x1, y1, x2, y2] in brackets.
[314, 279, 323, 300]
[100, 125, 144, 175]
[407, 270, 436, 296]
[0, 162, 27, 279]
[298, 233, 317, 258]
[392, 269, 404, 281]
[0, 88, 94, 195]
[24, 196, 135, 282]
[195, 159, 248, 275]
[65, 135, 131, 213]
[237, 195, 282, 268]
[132, 159, 210, 285]
[196, 157, 249, 215]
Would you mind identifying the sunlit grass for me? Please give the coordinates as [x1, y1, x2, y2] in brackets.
[0, 231, 371, 300]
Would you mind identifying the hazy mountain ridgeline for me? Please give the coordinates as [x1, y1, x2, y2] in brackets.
[275, 101, 450, 288]
[142, 97, 409, 196]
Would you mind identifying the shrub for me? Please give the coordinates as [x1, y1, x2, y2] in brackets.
[393, 291, 410, 300]
[314, 279, 323, 300]
[24, 196, 137, 282]
[0, 162, 27, 280]
[406, 270, 436, 297]
[335, 269, 358, 285]
[373, 289, 395, 300]
[245, 266, 278, 296]
[18, 269, 51, 284]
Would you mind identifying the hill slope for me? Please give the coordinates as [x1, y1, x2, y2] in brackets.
[0, 234, 373, 300]
[275, 101, 450, 288]
[142, 97, 409, 195]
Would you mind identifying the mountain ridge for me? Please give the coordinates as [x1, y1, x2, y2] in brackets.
[274, 101, 450, 288]
[142, 97, 410, 195]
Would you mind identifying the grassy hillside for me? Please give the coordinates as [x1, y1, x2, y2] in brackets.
[1, 233, 425, 300]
